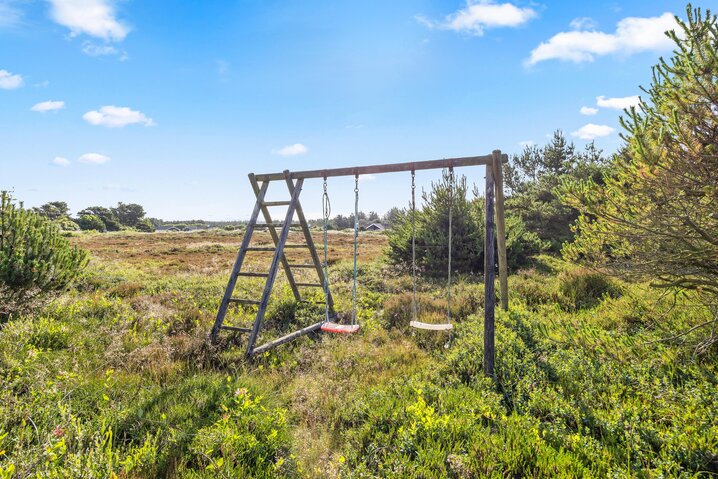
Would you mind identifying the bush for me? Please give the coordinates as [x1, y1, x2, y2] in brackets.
[382, 292, 445, 329]
[558, 268, 621, 310]
[53, 216, 80, 231]
[0, 192, 88, 321]
[188, 388, 296, 476]
[510, 269, 558, 308]
[77, 214, 106, 232]
[134, 218, 155, 232]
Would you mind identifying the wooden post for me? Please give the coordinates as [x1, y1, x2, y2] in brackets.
[484, 163, 496, 377]
[492, 150, 509, 311]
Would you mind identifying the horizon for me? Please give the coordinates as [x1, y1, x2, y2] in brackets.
[1, 0, 698, 220]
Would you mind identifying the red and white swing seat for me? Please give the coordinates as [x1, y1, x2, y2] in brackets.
[321, 322, 360, 334]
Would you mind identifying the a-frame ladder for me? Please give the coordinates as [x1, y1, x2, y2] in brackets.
[210, 171, 334, 356]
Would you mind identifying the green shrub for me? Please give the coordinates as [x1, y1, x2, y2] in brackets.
[77, 214, 106, 232]
[188, 388, 297, 477]
[382, 292, 445, 330]
[28, 316, 71, 350]
[53, 217, 80, 231]
[388, 172, 548, 277]
[510, 269, 559, 308]
[558, 268, 621, 310]
[134, 218, 155, 232]
[0, 192, 89, 321]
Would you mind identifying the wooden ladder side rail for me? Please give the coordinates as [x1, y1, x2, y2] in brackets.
[247, 173, 305, 356]
[210, 180, 270, 344]
[251, 320, 324, 356]
[492, 151, 509, 312]
[247, 173, 301, 301]
[284, 175, 336, 315]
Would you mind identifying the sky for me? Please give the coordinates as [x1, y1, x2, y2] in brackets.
[0, 0, 707, 220]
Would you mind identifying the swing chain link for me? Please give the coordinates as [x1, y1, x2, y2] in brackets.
[411, 170, 417, 323]
[352, 174, 359, 325]
[322, 177, 331, 322]
[447, 167, 454, 324]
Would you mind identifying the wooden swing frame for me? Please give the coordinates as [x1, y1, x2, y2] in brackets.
[210, 150, 508, 376]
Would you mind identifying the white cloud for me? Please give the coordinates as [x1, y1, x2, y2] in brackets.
[417, 0, 536, 36]
[31, 100, 65, 112]
[78, 153, 111, 164]
[572, 123, 615, 140]
[81, 41, 113, 55]
[51, 156, 70, 167]
[569, 17, 597, 31]
[0, 69, 22, 89]
[48, 0, 129, 41]
[519, 140, 534, 148]
[527, 12, 677, 66]
[596, 95, 640, 110]
[83, 105, 155, 127]
[0, 1, 23, 28]
[580, 106, 598, 115]
[273, 143, 308, 156]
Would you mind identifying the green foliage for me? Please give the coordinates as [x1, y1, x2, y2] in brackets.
[0, 192, 88, 321]
[112, 202, 146, 227]
[1, 227, 717, 477]
[134, 218, 155, 232]
[558, 6, 718, 348]
[388, 171, 547, 275]
[188, 388, 296, 477]
[557, 268, 621, 310]
[76, 214, 106, 232]
[32, 201, 70, 220]
[77, 206, 122, 231]
[388, 170, 482, 277]
[53, 216, 80, 232]
[505, 132, 608, 251]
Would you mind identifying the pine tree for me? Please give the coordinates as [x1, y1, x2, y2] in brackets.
[0, 192, 88, 321]
[558, 5, 718, 350]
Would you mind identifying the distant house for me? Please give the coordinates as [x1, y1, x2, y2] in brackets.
[365, 223, 385, 231]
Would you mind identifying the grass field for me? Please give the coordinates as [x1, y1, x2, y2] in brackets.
[1, 230, 717, 478]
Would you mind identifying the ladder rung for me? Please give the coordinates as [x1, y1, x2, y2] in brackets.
[236, 272, 269, 278]
[263, 201, 291, 207]
[287, 264, 316, 269]
[284, 244, 307, 248]
[228, 298, 261, 305]
[296, 283, 323, 288]
[220, 325, 252, 333]
[299, 300, 326, 304]
[244, 247, 276, 252]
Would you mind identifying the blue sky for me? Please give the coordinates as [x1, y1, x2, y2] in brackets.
[0, 0, 704, 220]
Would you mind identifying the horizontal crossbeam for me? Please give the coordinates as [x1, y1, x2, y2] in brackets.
[254, 153, 508, 181]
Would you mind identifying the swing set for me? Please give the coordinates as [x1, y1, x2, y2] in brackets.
[210, 151, 508, 375]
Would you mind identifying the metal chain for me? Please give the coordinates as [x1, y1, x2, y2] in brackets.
[352, 175, 359, 325]
[411, 170, 417, 323]
[322, 177, 331, 322]
[447, 167, 454, 323]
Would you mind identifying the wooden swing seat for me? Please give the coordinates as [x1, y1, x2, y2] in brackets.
[410, 320, 453, 331]
[321, 322, 360, 334]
